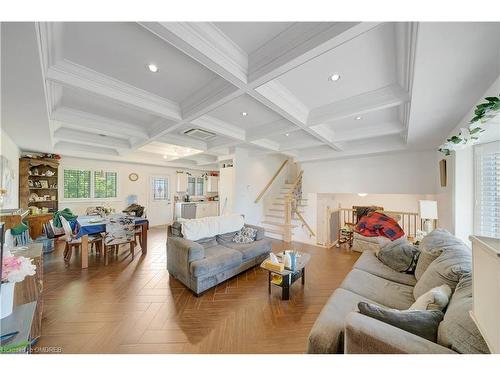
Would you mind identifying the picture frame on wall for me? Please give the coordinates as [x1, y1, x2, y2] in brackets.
[439, 159, 447, 187]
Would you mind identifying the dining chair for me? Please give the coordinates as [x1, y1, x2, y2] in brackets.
[60, 216, 103, 264]
[103, 214, 136, 265]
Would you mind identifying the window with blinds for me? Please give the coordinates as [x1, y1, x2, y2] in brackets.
[94, 171, 117, 198]
[474, 141, 500, 238]
[64, 169, 91, 199]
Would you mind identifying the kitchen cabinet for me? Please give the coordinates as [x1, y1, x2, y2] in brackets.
[206, 176, 219, 193]
[195, 202, 219, 218]
[176, 173, 188, 192]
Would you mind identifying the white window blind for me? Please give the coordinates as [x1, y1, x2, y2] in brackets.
[474, 141, 500, 238]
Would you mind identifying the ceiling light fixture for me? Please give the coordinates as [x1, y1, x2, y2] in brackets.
[355, 116, 362, 120]
[147, 63, 159, 73]
[285, 133, 290, 137]
[163, 155, 168, 159]
[241, 112, 248, 116]
[329, 73, 341, 81]
[358, 193, 368, 197]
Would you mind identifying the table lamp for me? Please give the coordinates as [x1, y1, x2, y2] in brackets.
[419, 200, 438, 234]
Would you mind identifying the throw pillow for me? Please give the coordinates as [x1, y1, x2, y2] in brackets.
[232, 226, 257, 244]
[357, 302, 444, 342]
[413, 239, 471, 299]
[408, 284, 452, 311]
[415, 229, 466, 280]
[376, 239, 420, 273]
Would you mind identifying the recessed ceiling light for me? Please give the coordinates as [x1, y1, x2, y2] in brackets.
[163, 155, 168, 159]
[329, 73, 341, 81]
[147, 63, 159, 73]
[355, 116, 362, 120]
[285, 133, 290, 137]
[241, 112, 248, 117]
[358, 193, 368, 197]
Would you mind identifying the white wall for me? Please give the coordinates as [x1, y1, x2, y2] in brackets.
[301, 151, 439, 195]
[441, 75, 500, 244]
[0, 128, 20, 209]
[232, 148, 289, 226]
[58, 156, 207, 227]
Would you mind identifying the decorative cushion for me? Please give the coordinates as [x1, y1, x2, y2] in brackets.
[232, 226, 257, 244]
[415, 229, 466, 280]
[408, 284, 452, 311]
[358, 302, 444, 342]
[376, 239, 420, 273]
[413, 239, 472, 299]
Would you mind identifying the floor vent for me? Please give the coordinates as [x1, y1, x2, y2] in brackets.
[183, 128, 216, 141]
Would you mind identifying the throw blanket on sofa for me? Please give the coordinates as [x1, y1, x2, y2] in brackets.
[179, 214, 245, 241]
[354, 211, 404, 241]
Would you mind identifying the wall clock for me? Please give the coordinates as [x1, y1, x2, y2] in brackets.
[128, 173, 139, 182]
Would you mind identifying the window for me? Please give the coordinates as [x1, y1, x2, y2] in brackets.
[94, 171, 117, 198]
[196, 177, 204, 196]
[63, 168, 118, 200]
[152, 177, 169, 201]
[64, 169, 91, 199]
[474, 141, 500, 238]
[187, 176, 196, 196]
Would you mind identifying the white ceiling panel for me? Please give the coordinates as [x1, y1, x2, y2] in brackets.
[213, 22, 293, 54]
[207, 94, 282, 130]
[59, 85, 160, 128]
[275, 23, 398, 109]
[324, 106, 401, 131]
[61, 22, 219, 103]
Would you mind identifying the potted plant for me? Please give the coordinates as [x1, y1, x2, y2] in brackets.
[1, 254, 36, 319]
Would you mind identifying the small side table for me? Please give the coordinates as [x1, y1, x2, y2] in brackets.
[0, 302, 36, 354]
[261, 252, 311, 300]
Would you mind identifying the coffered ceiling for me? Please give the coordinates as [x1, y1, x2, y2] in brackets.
[2, 21, 499, 169]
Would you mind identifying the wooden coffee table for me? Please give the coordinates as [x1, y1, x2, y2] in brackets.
[261, 252, 311, 300]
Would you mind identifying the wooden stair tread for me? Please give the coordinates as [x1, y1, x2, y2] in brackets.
[264, 228, 285, 235]
[261, 221, 297, 228]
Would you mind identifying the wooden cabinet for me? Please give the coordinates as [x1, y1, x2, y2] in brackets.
[13, 243, 44, 342]
[206, 176, 219, 193]
[195, 202, 219, 218]
[177, 173, 188, 192]
[19, 157, 59, 213]
[25, 213, 53, 239]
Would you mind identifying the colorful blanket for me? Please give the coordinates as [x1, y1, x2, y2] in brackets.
[354, 211, 404, 241]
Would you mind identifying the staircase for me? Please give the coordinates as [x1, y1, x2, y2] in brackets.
[258, 168, 315, 242]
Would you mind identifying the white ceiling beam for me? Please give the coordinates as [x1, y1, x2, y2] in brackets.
[250, 90, 343, 151]
[138, 22, 248, 85]
[307, 84, 410, 126]
[191, 116, 246, 141]
[330, 121, 404, 143]
[54, 127, 131, 149]
[46, 60, 182, 121]
[52, 107, 150, 139]
[54, 141, 121, 156]
[248, 22, 381, 87]
[155, 133, 208, 152]
[250, 139, 281, 152]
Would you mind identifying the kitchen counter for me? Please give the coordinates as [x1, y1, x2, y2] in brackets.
[174, 201, 219, 219]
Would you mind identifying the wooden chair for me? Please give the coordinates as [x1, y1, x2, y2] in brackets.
[103, 214, 136, 265]
[60, 216, 102, 264]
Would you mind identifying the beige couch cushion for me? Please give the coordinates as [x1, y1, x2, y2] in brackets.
[340, 269, 415, 309]
[307, 288, 379, 353]
[353, 250, 417, 286]
[438, 273, 490, 353]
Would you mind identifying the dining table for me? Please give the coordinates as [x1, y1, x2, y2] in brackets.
[75, 215, 149, 269]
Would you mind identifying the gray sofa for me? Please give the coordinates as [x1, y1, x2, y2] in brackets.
[307, 229, 490, 354]
[167, 222, 272, 295]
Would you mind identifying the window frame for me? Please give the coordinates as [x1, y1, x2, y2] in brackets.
[150, 175, 170, 202]
[473, 140, 500, 238]
[61, 167, 120, 202]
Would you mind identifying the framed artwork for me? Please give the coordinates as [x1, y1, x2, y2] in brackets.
[40, 180, 49, 189]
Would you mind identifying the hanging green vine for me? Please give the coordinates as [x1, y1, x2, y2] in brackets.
[439, 94, 500, 156]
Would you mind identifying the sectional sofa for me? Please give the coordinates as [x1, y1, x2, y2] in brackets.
[307, 229, 490, 354]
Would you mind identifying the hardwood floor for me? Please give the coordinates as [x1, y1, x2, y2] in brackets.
[34, 227, 360, 353]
